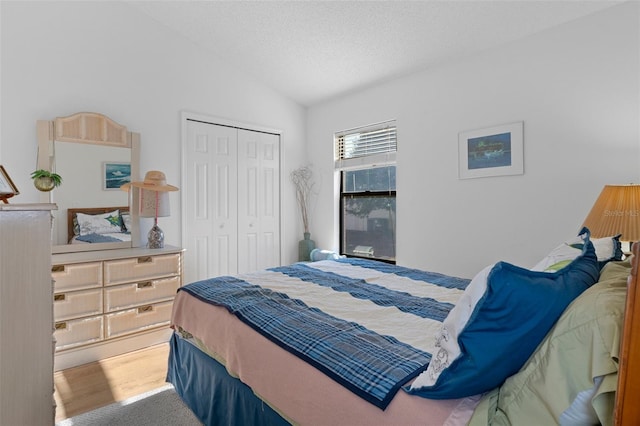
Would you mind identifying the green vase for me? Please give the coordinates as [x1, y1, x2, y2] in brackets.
[298, 232, 316, 261]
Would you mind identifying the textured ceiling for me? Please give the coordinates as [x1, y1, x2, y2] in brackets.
[128, 1, 623, 107]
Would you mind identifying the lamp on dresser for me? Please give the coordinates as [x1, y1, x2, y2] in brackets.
[122, 170, 178, 249]
[582, 184, 640, 251]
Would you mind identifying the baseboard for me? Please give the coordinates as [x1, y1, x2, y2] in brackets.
[54, 328, 173, 371]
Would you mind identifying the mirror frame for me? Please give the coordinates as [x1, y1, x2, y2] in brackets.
[37, 112, 141, 254]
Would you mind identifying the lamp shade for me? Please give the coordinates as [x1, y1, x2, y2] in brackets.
[121, 170, 178, 249]
[582, 184, 640, 241]
[140, 189, 170, 218]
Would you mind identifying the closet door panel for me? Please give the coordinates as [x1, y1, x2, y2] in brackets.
[185, 120, 238, 284]
[238, 131, 260, 274]
[259, 133, 281, 270]
[214, 160, 237, 276]
[238, 129, 280, 273]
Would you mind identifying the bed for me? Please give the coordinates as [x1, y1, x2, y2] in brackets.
[67, 206, 131, 244]
[166, 230, 640, 425]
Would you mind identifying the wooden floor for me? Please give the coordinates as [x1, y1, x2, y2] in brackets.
[53, 343, 170, 423]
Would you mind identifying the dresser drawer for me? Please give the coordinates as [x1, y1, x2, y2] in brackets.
[54, 316, 103, 351]
[105, 301, 173, 339]
[54, 288, 103, 321]
[52, 261, 102, 292]
[104, 254, 181, 286]
[104, 276, 181, 313]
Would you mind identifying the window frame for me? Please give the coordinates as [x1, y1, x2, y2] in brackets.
[339, 172, 396, 263]
[335, 120, 397, 263]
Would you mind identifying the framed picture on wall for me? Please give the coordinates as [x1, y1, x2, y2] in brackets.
[103, 162, 131, 190]
[458, 121, 524, 179]
[0, 165, 19, 202]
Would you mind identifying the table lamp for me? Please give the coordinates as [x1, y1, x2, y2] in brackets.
[582, 184, 640, 251]
[121, 170, 178, 249]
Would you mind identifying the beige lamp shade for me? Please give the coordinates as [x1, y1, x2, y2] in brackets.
[121, 170, 178, 249]
[120, 170, 177, 218]
[140, 189, 170, 218]
[582, 184, 640, 242]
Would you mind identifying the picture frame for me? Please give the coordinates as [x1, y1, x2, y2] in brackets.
[458, 121, 524, 179]
[0, 165, 19, 203]
[102, 162, 131, 190]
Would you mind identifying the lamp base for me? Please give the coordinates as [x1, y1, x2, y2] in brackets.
[147, 224, 165, 249]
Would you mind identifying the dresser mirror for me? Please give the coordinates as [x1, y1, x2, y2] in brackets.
[37, 112, 141, 254]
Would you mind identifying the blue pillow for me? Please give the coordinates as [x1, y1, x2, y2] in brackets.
[309, 248, 341, 261]
[407, 233, 599, 399]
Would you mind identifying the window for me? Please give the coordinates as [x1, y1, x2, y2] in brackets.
[336, 121, 396, 262]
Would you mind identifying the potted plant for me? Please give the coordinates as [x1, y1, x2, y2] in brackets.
[31, 169, 62, 192]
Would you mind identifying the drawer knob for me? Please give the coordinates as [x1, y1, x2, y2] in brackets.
[52, 265, 65, 273]
[54, 294, 66, 302]
[138, 305, 153, 314]
[137, 256, 152, 264]
[137, 281, 153, 289]
[55, 322, 67, 330]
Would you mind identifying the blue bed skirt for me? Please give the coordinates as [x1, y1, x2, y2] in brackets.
[167, 333, 290, 426]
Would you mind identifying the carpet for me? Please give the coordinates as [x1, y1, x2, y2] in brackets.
[56, 384, 202, 426]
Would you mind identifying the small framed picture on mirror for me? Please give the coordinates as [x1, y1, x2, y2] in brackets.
[103, 162, 131, 191]
[0, 165, 19, 203]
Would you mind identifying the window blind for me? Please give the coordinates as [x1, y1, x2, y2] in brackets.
[335, 121, 397, 170]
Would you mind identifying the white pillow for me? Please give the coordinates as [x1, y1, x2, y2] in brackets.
[76, 210, 121, 236]
[532, 233, 622, 272]
[559, 376, 602, 426]
[410, 264, 494, 388]
[531, 240, 583, 272]
[121, 212, 132, 232]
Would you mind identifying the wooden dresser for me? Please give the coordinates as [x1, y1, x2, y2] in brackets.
[52, 245, 183, 370]
[0, 203, 57, 426]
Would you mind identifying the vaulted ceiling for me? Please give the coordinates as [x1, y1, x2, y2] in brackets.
[129, 1, 623, 107]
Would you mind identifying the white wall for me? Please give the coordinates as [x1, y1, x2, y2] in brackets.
[0, 1, 307, 266]
[307, 2, 640, 278]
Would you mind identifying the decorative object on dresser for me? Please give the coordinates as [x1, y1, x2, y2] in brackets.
[122, 170, 178, 249]
[0, 203, 57, 425]
[31, 168, 63, 192]
[0, 165, 19, 203]
[52, 245, 183, 371]
[291, 165, 316, 261]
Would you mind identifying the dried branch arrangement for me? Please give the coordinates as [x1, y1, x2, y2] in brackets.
[290, 165, 314, 234]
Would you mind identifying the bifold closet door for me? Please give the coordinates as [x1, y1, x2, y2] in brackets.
[237, 129, 280, 273]
[184, 120, 238, 285]
[184, 119, 281, 285]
